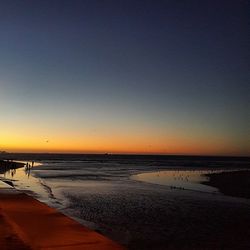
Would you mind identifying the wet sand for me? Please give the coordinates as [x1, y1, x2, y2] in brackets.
[203, 170, 250, 199]
[63, 180, 250, 250]
[0, 160, 25, 173]
[0, 185, 124, 250]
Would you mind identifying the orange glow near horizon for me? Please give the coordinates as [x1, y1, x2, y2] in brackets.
[1, 128, 248, 156]
[0, 114, 249, 157]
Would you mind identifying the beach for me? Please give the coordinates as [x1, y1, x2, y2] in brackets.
[0, 182, 123, 250]
[0, 160, 124, 250]
[0, 155, 250, 249]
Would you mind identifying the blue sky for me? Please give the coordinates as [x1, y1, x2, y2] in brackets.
[0, 0, 249, 155]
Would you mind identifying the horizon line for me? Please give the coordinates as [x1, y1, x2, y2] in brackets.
[1, 151, 249, 158]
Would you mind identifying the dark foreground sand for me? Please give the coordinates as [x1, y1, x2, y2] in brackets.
[0, 186, 124, 250]
[63, 178, 250, 250]
[203, 170, 250, 199]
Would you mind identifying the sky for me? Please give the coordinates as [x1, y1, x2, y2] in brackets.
[0, 0, 249, 156]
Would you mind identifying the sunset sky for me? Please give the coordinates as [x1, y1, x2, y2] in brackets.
[0, 0, 249, 156]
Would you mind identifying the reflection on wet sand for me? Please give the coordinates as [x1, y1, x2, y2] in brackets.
[2, 161, 37, 179]
[131, 169, 230, 193]
[0, 161, 57, 206]
[0, 160, 24, 174]
[24, 161, 35, 178]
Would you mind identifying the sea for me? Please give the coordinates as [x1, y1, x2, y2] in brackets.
[0, 153, 250, 249]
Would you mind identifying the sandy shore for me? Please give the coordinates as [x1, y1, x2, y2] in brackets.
[0, 184, 124, 250]
[203, 170, 250, 199]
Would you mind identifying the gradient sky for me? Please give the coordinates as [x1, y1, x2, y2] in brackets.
[0, 0, 249, 156]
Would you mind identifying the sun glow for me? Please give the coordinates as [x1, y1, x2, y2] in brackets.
[0, 124, 244, 156]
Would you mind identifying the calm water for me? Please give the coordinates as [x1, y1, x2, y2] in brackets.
[131, 170, 219, 193]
